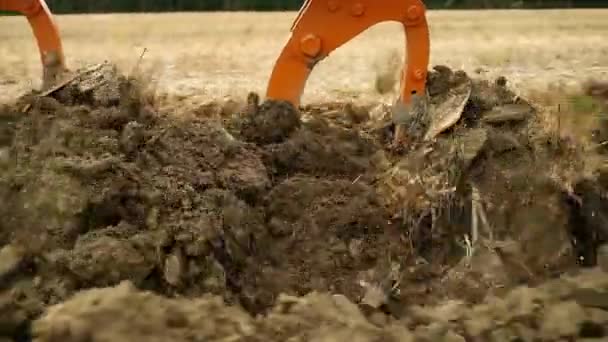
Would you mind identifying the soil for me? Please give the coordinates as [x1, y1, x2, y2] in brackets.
[0, 62, 607, 341]
[30, 269, 608, 342]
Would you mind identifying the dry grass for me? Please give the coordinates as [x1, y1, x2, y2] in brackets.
[1, 9, 607, 106]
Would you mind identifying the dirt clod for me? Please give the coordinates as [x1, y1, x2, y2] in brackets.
[481, 103, 534, 124]
[234, 96, 301, 145]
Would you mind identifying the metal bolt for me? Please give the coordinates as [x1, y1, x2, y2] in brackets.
[327, 0, 340, 12]
[300, 34, 322, 58]
[351, 3, 364, 16]
[407, 5, 421, 21]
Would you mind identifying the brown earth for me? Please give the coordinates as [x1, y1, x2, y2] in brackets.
[0, 63, 607, 341]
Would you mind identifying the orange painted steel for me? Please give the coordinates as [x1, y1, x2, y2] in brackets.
[265, 0, 430, 109]
[0, 0, 66, 87]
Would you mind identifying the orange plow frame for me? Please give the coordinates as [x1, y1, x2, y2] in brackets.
[265, 0, 430, 143]
[0, 0, 66, 88]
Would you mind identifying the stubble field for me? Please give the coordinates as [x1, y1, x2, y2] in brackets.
[1, 10, 607, 104]
[1, 9, 608, 342]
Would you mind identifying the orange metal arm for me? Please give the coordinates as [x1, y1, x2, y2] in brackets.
[0, 0, 66, 88]
[265, 0, 430, 108]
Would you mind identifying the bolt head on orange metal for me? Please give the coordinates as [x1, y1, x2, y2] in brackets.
[350, 3, 365, 16]
[327, 0, 340, 12]
[407, 5, 421, 21]
[300, 34, 322, 58]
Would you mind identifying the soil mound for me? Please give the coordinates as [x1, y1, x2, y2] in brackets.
[0, 62, 607, 340]
[32, 268, 608, 341]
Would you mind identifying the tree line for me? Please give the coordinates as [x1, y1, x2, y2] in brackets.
[6, 0, 608, 14]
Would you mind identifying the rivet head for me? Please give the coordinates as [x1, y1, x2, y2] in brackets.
[300, 34, 322, 58]
[351, 3, 364, 16]
[407, 5, 421, 21]
[327, 0, 340, 12]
